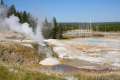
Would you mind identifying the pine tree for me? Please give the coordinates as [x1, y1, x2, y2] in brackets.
[42, 18, 54, 38]
[7, 5, 16, 17]
[52, 17, 58, 39]
[22, 11, 28, 23]
[44, 17, 49, 25]
[58, 24, 63, 39]
[0, 0, 4, 5]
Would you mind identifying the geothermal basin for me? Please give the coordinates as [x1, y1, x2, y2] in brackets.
[45, 37, 120, 71]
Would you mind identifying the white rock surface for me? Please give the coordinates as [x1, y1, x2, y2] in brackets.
[39, 57, 60, 66]
[46, 38, 120, 67]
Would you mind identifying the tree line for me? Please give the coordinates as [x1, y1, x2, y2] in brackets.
[43, 19, 120, 39]
[42, 17, 63, 39]
[92, 23, 120, 32]
[1, 0, 120, 39]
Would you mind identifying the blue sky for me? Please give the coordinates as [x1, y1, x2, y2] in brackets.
[6, 0, 120, 22]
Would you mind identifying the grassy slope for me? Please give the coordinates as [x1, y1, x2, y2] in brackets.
[0, 41, 43, 65]
[75, 72, 120, 80]
[0, 63, 65, 80]
[0, 41, 64, 80]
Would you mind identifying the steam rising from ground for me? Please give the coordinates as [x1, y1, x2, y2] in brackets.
[5, 15, 33, 37]
[0, 14, 44, 43]
[0, 5, 60, 66]
[4, 15, 60, 65]
[0, 5, 44, 42]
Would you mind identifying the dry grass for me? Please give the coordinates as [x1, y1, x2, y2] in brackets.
[0, 62, 65, 80]
[0, 41, 43, 65]
[74, 71, 120, 80]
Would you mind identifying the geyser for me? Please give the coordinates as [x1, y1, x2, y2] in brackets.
[5, 15, 60, 66]
[5, 15, 34, 37]
[0, 4, 44, 41]
[0, 5, 60, 66]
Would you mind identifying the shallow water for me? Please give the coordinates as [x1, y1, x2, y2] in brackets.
[40, 64, 80, 74]
[51, 64, 79, 73]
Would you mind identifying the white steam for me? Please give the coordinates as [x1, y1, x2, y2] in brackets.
[0, 15, 44, 43]
[0, 5, 44, 41]
[33, 22, 44, 43]
[5, 15, 34, 37]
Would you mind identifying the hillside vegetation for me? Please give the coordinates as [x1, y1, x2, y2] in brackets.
[0, 63, 64, 80]
[0, 41, 42, 65]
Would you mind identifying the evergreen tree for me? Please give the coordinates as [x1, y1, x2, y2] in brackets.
[22, 11, 28, 23]
[58, 24, 63, 39]
[52, 17, 58, 39]
[42, 18, 54, 38]
[51, 17, 64, 39]
[7, 5, 16, 17]
[0, 0, 4, 5]
[28, 14, 37, 33]
[44, 17, 49, 26]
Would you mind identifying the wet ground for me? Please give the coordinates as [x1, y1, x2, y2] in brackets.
[45, 37, 120, 72]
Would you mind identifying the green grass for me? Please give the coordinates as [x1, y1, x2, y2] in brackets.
[0, 64, 65, 80]
[1, 62, 120, 80]
[75, 72, 120, 80]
